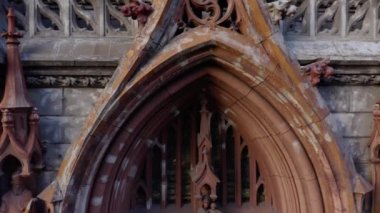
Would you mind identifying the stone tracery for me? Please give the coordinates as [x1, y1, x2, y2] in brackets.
[176, 0, 241, 33]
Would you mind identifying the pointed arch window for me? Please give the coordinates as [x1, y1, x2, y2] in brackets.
[129, 98, 273, 212]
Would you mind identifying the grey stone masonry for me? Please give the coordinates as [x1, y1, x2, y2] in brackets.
[29, 86, 102, 191]
[318, 85, 378, 179]
[33, 87, 102, 173]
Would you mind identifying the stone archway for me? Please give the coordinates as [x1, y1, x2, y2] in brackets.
[41, 0, 367, 212]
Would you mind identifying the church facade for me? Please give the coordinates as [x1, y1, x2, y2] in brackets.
[0, 0, 379, 212]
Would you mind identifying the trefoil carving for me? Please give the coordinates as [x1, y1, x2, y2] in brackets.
[176, 0, 241, 34]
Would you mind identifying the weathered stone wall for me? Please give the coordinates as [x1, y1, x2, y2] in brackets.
[319, 84, 374, 179]
[28, 86, 103, 191]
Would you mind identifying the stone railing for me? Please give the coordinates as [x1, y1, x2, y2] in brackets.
[0, 0, 138, 38]
[1, 0, 379, 40]
[281, 0, 379, 40]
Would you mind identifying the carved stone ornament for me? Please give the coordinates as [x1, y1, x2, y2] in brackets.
[265, 0, 297, 24]
[177, 0, 241, 33]
[0, 174, 33, 213]
[301, 58, 334, 86]
[26, 76, 111, 88]
[121, 0, 154, 27]
[190, 97, 220, 212]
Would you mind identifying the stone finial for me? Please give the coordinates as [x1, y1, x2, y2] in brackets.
[190, 97, 220, 212]
[266, 0, 297, 24]
[0, 8, 44, 177]
[302, 58, 334, 86]
[0, 8, 32, 109]
[121, 0, 154, 27]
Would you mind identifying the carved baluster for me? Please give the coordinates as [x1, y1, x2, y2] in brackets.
[309, 0, 316, 37]
[377, 2, 380, 39]
[190, 113, 197, 207]
[234, 130, 242, 207]
[340, 0, 348, 37]
[175, 119, 183, 207]
[161, 131, 168, 208]
[98, 0, 105, 36]
[60, 1, 70, 36]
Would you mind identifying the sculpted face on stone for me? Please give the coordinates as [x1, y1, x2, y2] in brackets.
[0, 174, 32, 213]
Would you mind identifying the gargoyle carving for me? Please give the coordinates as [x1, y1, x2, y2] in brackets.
[302, 58, 334, 86]
[121, 0, 153, 27]
[266, 0, 297, 24]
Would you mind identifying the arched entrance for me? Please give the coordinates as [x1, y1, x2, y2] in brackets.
[43, 0, 366, 212]
[84, 62, 327, 213]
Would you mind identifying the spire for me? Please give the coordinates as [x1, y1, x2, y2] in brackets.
[0, 8, 43, 177]
[0, 8, 32, 108]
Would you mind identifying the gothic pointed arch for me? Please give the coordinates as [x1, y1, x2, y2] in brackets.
[40, 0, 369, 212]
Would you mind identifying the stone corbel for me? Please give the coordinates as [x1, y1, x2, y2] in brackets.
[301, 58, 334, 86]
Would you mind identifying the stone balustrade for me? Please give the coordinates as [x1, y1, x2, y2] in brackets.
[281, 0, 379, 41]
[0, 0, 137, 38]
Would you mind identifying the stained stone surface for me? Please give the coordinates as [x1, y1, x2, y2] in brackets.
[19, 38, 132, 65]
[318, 85, 375, 180]
[350, 86, 380, 112]
[44, 143, 70, 170]
[318, 86, 350, 112]
[29, 89, 63, 116]
[34, 87, 102, 174]
[63, 88, 102, 116]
